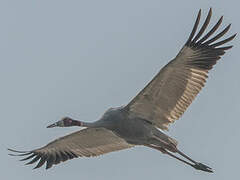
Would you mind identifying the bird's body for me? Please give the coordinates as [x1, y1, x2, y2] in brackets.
[96, 107, 175, 148]
[99, 108, 152, 144]
[9, 8, 236, 173]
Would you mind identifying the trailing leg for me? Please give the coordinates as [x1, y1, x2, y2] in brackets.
[146, 145, 213, 173]
[176, 149, 213, 173]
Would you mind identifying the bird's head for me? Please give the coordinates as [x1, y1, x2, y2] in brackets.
[47, 117, 81, 128]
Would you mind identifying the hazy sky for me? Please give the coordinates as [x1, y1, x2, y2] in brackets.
[1, 0, 239, 179]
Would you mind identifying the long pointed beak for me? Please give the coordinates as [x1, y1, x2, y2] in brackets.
[47, 122, 58, 128]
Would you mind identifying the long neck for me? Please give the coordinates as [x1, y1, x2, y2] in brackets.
[72, 119, 99, 128]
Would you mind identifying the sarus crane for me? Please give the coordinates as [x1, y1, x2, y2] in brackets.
[9, 8, 236, 173]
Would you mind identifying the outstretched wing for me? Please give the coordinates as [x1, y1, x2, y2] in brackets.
[9, 128, 133, 169]
[125, 8, 236, 130]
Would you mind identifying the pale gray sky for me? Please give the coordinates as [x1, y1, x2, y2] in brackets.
[1, 0, 239, 179]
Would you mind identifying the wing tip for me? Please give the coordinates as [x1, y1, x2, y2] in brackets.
[185, 8, 235, 50]
[8, 148, 30, 153]
[186, 9, 202, 45]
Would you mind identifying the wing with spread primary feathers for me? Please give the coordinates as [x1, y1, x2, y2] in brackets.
[125, 8, 236, 130]
[8, 128, 133, 169]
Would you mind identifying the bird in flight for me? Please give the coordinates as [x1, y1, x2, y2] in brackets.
[9, 8, 236, 173]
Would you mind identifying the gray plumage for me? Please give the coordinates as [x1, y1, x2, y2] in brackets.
[9, 8, 236, 172]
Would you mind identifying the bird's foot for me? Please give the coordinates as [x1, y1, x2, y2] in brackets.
[192, 162, 213, 173]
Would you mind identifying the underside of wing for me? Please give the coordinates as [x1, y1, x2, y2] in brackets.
[8, 128, 133, 169]
[125, 8, 236, 130]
